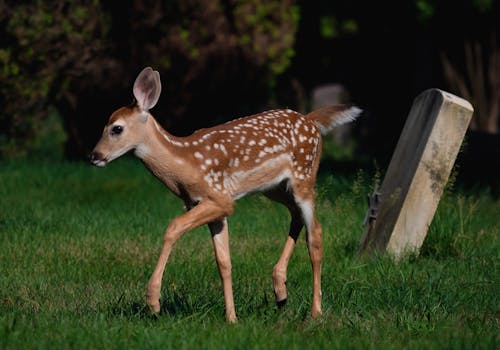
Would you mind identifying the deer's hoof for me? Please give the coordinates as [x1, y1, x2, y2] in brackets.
[311, 307, 322, 320]
[276, 298, 287, 308]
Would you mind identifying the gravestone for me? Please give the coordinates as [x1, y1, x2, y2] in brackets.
[312, 84, 352, 145]
[358, 89, 473, 259]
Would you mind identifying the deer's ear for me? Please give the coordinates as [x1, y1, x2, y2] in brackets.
[133, 67, 161, 111]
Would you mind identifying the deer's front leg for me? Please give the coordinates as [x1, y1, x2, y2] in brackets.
[147, 199, 233, 313]
[208, 219, 236, 323]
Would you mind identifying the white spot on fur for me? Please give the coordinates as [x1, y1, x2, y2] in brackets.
[220, 144, 227, 156]
[204, 174, 213, 185]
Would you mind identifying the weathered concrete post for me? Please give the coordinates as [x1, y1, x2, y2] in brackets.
[358, 89, 473, 259]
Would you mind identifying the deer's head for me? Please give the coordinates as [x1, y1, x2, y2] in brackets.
[89, 67, 161, 167]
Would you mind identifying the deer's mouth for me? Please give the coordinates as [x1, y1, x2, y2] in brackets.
[92, 159, 108, 167]
[89, 151, 108, 167]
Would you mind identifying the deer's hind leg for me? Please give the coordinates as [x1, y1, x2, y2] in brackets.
[293, 186, 323, 319]
[264, 186, 304, 307]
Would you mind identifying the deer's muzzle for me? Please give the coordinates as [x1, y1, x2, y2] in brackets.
[89, 151, 107, 167]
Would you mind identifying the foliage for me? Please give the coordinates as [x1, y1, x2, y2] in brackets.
[0, 0, 111, 158]
[415, 0, 495, 24]
[0, 159, 498, 348]
[319, 15, 358, 39]
[0, 0, 299, 159]
[441, 38, 499, 133]
[1, 0, 497, 161]
[126, 0, 300, 133]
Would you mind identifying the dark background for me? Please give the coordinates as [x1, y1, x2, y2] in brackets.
[0, 0, 498, 190]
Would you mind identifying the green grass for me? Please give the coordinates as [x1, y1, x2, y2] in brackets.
[1, 159, 498, 349]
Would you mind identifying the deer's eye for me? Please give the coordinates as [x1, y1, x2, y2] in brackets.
[111, 125, 123, 135]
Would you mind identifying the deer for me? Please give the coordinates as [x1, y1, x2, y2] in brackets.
[89, 67, 362, 323]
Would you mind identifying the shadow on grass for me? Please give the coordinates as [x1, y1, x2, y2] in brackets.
[343, 239, 359, 257]
[108, 294, 151, 320]
[109, 290, 219, 320]
[108, 288, 306, 323]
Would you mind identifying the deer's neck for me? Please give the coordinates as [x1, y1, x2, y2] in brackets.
[135, 117, 194, 197]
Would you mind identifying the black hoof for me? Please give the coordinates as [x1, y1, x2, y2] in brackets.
[276, 298, 287, 308]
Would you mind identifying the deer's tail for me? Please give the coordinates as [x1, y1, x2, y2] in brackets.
[305, 105, 362, 135]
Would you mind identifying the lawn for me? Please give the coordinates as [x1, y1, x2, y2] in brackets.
[0, 159, 498, 349]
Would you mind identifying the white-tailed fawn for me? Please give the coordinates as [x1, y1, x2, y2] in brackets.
[90, 67, 362, 322]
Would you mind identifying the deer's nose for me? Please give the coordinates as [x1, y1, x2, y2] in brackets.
[89, 151, 104, 165]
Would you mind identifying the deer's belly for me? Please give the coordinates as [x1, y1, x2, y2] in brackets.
[224, 154, 292, 200]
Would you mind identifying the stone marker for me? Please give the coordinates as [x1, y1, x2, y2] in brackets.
[312, 84, 352, 145]
[358, 89, 473, 259]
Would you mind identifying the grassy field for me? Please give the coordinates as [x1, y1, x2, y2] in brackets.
[0, 159, 498, 349]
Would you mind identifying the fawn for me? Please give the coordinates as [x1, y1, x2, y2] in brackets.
[90, 67, 361, 322]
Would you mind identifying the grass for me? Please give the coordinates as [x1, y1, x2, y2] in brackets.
[0, 158, 498, 349]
